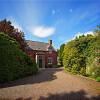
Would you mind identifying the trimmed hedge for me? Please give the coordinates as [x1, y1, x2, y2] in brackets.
[0, 32, 38, 83]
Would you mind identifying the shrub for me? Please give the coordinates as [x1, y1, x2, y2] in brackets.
[63, 34, 96, 77]
[96, 77, 100, 82]
[86, 57, 100, 78]
[0, 32, 38, 83]
[80, 67, 86, 76]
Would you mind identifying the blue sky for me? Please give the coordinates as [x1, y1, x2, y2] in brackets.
[0, 0, 100, 48]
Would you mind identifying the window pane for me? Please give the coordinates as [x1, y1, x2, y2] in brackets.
[48, 57, 52, 64]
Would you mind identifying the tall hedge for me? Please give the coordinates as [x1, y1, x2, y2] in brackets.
[63, 34, 96, 76]
[0, 32, 38, 83]
[86, 26, 100, 79]
[58, 44, 65, 66]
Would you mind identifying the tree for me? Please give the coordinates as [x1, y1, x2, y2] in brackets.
[58, 44, 65, 66]
[0, 32, 38, 83]
[0, 19, 14, 35]
[0, 19, 27, 51]
[86, 26, 100, 79]
[63, 34, 96, 76]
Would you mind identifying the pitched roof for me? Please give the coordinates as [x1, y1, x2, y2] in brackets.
[26, 40, 55, 51]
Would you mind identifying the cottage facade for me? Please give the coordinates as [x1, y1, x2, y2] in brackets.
[26, 40, 57, 68]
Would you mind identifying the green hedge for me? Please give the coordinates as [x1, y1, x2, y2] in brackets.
[63, 35, 96, 76]
[0, 32, 38, 83]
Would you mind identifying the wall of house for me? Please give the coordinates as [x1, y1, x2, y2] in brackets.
[45, 51, 57, 68]
[26, 50, 57, 68]
[26, 50, 36, 60]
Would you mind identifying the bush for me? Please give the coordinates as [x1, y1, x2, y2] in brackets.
[96, 77, 100, 82]
[80, 67, 86, 76]
[61, 26, 100, 81]
[71, 64, 79, 74]
[0, 32, 38, 83]
[63, 34, 96, 76]
[86, 57, 100, 78]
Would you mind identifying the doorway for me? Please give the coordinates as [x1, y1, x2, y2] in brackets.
[36, 53, 45, 68]
[38, 55, 43, 68]
[39, 58, 42, 68]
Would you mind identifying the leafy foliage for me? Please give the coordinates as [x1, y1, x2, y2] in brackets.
[96, 77, 100, 82]
[63, 34, 96, 76]
[0, 32, 38, 83]
[63, 26, 100, 80]
[86, 26, 100, 78]
[0, 19, 27, 51]
[58, 44, 65, 66]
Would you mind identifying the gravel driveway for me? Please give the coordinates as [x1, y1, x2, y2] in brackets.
[0, 68, 100, 100]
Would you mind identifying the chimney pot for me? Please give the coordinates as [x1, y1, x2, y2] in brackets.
[48, 40, 52, 46]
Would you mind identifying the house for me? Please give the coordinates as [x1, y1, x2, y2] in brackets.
[26, 40, 57, 68]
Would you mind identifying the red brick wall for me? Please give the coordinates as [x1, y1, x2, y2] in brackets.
[26, 50, 57, 67]
[45, 51, 57, 67]
[26, 50, 36, 61]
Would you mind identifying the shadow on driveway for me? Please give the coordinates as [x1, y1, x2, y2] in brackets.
[1, 90, 100, 100]
[38, 90, 100, 100]
[0, 68, 62, 88]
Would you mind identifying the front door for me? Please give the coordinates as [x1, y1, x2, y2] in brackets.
[36, 54, 45, 68]
[39, 58, 42, 68]
[38, 55, 43, 68]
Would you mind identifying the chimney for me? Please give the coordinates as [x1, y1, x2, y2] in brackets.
[48, 40, 52, 46]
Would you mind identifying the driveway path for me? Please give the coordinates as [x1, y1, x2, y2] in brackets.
[0, 68, 100, 100]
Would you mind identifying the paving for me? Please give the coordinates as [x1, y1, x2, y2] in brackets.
[0, 68, 100, 100]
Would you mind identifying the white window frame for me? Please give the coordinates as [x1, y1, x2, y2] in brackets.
[48, 57, 52, 64]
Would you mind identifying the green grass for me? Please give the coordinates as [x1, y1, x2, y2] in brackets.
[64, 67, 100, 82]
[96, 77, 100, 82]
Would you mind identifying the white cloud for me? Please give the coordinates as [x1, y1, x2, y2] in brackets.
[73, 31, 94, 39]
[31, 26, 55, 38]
